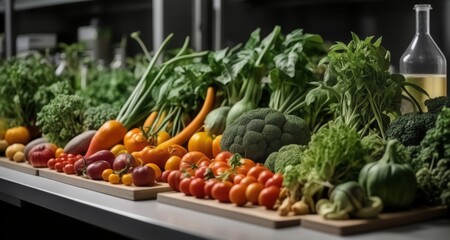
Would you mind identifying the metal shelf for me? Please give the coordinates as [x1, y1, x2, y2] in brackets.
[0, 0, 94, 12]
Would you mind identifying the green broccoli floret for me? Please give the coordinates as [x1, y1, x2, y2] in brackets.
[264, 144, 307, 173]
[385, 112, 436, 146]
[221, 108, 310, 163]
[411, 107, 450, 207]
[361, 132, 386, 161]
[36, 94, 86, 147]
[425, 96, 450, 114]
[83, 103, 120, 130]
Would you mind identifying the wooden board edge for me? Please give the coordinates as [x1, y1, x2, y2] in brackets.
[157, 192, 301, 228]
[38, 168, 171, 201]
[300, 206, 449, 236]
[0, 157, 39, 175]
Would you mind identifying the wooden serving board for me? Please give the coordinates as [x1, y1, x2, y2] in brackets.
[0, 157, 39, 175]
[39, 168, 171, 201]
[299, 205, 449, 236]
[157, 192, 302, 228]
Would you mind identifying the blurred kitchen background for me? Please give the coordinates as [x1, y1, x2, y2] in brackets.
[0, 0, 448, 80]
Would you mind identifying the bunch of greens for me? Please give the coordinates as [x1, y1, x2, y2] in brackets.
[283, 120, 369, 211]
[0, 53, 65, 129]
[317, 33, 422, 139]
[83, 103, 120, 130]
[268, 29, 326, 116]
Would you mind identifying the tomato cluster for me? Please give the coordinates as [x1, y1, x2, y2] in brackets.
[161, 151, 283, 209]
[47, 152, 83, 174]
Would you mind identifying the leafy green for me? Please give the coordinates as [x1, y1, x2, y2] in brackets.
[318, 33, 419, 139]
[83, 104, 120, 130]
[0, 53, 62, 128]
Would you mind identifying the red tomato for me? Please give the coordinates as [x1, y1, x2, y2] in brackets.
[245, 182, 264, 205]
[167, 170, 183, 191]
[214, 151, 234, 163]
[257, 170, 274, 184]
[179, 177, 193, 196]
[209, 160, 230, 176]
[54, 162, 64, 172]
[212, 181, 233, 203]
[161, 170, 172, 183]
[240, 175, 257, 186]
[235, 158, 256, 175]
[189, 178, 206, 199]
[204, 179, 219, 199]
[246, 165, 268, 179]
[229, 183, 248, 206]
[233, 173, 246, 184]
[265, 173, 283, 188]
[47, 158, 56, 169]
[258, 186, 280, 210]
[180, 151, 210, 176]
[63, 163, 75, 174]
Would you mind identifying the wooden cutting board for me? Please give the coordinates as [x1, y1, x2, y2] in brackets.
[299, 205, 449, 236]
[157, 192, 302, 228]
[39, 168, 171, 201]
[0, 157, 39, 175]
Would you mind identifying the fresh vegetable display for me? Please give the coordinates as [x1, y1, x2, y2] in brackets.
[1, 25, 449, 228]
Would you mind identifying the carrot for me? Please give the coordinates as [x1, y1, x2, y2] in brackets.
[143, 111, 158, 129]
[84, 120, 128, 157]
[157, 86, 216, 150]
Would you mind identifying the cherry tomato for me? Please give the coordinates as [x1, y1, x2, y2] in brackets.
[214, 151, 234, 163]
[245, 182, 264, 205]
[204, 179, 219, 199]
[235, 158, 256, 175]
[189, 178, 206, 199]
[121, 173, 133, 186]
[63, 163, 75, 174]
[257, 170, 274, 184]
[233, 173, 246, 184]
[194, 166, 208, 178]
[108, 173, 121, 184]
[167, 170, 183, 191]
[265, 173, 283, 188]
[54, 162, 64, 172]
[247, 165, 268, 179]
[102, 168, 114, 181]
[212, 181, 233, 203]
[161, 170, 172, 183]
[47, 158, 56, 169]
[229, 183, 248, 206]
[240, 175, 257, 186]
[209, 160, 230, 176]
[179, 177, 193, 196]
[258, 185, 280, 210]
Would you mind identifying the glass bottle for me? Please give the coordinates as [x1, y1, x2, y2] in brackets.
[400, 4, 447, 113]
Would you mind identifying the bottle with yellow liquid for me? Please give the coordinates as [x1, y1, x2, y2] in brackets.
[400, 4, 447, 113]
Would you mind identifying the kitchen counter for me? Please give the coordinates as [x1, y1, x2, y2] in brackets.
[0, 166, 449, 240]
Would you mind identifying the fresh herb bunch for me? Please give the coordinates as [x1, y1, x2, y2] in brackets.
[318, 33, 421, 139]
[0, 53, 62, 128]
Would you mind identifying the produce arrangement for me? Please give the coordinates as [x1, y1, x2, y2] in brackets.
[0, 25, 449, 226]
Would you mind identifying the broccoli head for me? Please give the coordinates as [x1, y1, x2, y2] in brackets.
[425, 96, 450, 114]
[83, 103, 119, 130]
[385, 112, 436, 146]
[221, 108, 310, 163]
[36, 94, 86, 147]
[264, 144, 307, 173]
